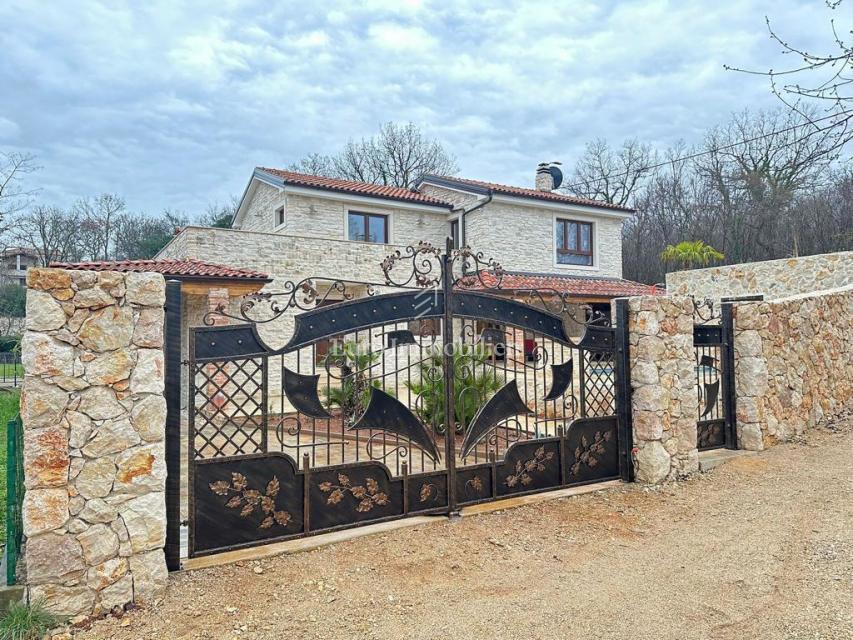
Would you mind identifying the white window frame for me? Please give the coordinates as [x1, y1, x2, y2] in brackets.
[343, 206, 392, 245]
[273, 203, 286, 231]
[552, 212, 599, 272]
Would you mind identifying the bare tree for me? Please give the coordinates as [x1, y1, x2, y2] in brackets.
[74, 193, 126, 261]
[113, 209, 190, 260]
[0, 152, 39, 227]
[564, 138, 656, 206]
[726, 0, 853, 151]
[11, 206, 81, 265]
[198, 196, 240, 228]
[290, 122, 458, 188]
[288, 153, 336, 178]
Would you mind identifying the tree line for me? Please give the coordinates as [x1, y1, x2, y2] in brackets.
[563, 107, 853, 284]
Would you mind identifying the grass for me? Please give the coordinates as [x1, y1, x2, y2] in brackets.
[0, 365, 22, 381]
[0, 599, 63, 640]
[0, 390, 21, 547]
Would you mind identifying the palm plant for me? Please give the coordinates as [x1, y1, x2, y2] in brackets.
[406, 344, 504, 432]
[660, 240, 725, 270]
[323, 341, 385, 425]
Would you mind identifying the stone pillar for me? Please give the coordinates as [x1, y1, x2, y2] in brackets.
[20, 268, 168, 620]
[731, 301, 769, 451]
[627, 295, 698, 483]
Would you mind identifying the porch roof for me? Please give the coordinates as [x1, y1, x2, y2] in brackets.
[470, 270, 663, 299]
[51, 258, 272, 284]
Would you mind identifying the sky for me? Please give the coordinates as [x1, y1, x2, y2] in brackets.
[1, 0, 848, 215]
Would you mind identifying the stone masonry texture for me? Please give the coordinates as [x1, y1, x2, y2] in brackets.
[733, 284, 853, 451]
[20, 268, 168, 619]
[626, 295, 698, 483]
[666, 251, 852, 300]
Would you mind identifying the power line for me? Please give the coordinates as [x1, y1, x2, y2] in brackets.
[558, 108, 853, 197]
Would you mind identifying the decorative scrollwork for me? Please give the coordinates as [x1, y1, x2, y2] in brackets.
[364, 432, 410, 462]
[209, 472, 292, 530]
[451, 246, 505, 288]
[380, 241, 443, 288]
[203, 278, 378, 325]
[691, 295, 718, 324]
[486, 418, 524, 450]
[274, 415, 348, 450]
[505, 445, 555, 488]
[319, 473, 390, 513]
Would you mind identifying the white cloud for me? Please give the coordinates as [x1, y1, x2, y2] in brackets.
[0, 0, 847, 213]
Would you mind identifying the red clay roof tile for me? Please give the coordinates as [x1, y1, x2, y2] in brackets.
[421, 175, 635, 212]
[50, 258, 270, 281]
[258, 168, 453, 208]
[472, 270, 662, 298]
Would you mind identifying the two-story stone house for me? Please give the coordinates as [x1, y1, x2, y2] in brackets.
[157, 164, 658, 346]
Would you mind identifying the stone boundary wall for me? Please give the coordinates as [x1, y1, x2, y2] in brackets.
[625, 295, 698, 483]
[20, 268, 168, 620]
[666, 251, 852, 300]
[733, 284, 853, 450]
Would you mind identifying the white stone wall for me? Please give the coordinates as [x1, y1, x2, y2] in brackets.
[626, 295, 698, 483]
[733, 284, 853, 450]
[237, 182, 450, 247]
[20, 268, 168, 620]
[420, 183, 626, 278]
[666, 251, 853, 300]
[465, 201, 624, 278]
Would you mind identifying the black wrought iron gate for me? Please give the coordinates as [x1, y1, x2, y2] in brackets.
[693, 302, 737, 450]
[185, 243, 632, 557]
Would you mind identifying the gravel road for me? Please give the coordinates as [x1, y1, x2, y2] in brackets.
[75, 419, 853, 640]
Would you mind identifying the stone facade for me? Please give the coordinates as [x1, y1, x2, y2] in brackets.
[626, 295, 698, 483]
[238, 182, 450, 247]
[20, 268, 168, 619]
[420, 183, 626, 278]
[666, 251, 852, 300]
[733, 284, 853, 450]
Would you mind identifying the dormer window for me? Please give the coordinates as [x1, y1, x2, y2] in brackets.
[275, 205, 285, 227]
[556, 219, 593, 266]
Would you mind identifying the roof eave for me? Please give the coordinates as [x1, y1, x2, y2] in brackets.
[259, 169, 453, 211]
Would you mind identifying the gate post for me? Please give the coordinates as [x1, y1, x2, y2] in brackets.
[441, 237, 458, 513]
[164, 280, 183, 571]
[720, 302, 738, 450]
[613, 298, 634, 482]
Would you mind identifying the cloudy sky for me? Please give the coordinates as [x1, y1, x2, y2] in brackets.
[0, 0, 847, 214]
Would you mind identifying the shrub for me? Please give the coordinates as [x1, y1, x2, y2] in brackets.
[406, 344, 504, 431]
[0, 599, 64, 640]
[323, 341, 386, 425]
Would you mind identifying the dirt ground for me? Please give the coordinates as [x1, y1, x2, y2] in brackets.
[77, 419, 853, 640]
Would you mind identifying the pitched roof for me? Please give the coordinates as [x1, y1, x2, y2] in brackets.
[50, 258, 271, 282]
[419, 175, 635, 213]
[471, 270, 662, 298]
[257, 168, 453, 208]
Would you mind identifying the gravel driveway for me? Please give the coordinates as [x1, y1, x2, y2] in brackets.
[75, 419, 853, 640]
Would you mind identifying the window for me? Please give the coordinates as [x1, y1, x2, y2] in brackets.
[449, 219, 460, 249]
[556, 219, 593, 266]
[347, 211, 388, 243]
[275, 206, 285, 227]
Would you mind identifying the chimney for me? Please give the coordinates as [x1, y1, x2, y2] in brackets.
[535, 162, 562, 191]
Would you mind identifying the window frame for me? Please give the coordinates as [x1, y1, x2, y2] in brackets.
[449, 218, 460, 249]
[347, 210, 389, 244]
[274, 205, 285, 229]
[555, 217, 595, 268]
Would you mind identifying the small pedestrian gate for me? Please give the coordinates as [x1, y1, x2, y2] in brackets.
[185, 243, 632, 557]
[693, 302, 737, 450]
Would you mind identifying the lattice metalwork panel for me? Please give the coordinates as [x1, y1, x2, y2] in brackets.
[192, 357, 266, 459]
[581, 350, 615, 416]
